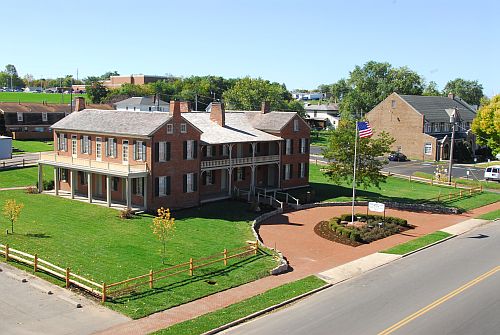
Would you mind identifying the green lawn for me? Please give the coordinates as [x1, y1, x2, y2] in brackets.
[12, 140, 54, 154]
[0, 92, 88, 104]
[310, 130, 331, 147]
[381, 231, 452, 255]
[155, 276, 326, 335]
[477, 209, 500, 220]
[0, 166, 54, 188]
[0, 191, 277, 318]
[293, 164, 500, 212]
[413, 171, 500, 190]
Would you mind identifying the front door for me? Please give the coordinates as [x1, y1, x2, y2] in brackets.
[96, 138, 102, 161]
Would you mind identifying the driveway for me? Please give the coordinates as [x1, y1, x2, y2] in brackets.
[258, 202, 500, 276]
[0, 263, 129, 335]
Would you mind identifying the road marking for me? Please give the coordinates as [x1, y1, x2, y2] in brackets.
[378, 266, 500, 335]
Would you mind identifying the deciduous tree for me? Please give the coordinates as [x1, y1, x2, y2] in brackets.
[443, 78, 484, 106]
[151, 207, 176, 264]
[3, 199, 24, 234]
[472, 95, 500, 156]
[86, 80, 109, 103]
[322, 120, 395, 188]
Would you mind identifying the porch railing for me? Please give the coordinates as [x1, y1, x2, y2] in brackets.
[201, 155, 279, 169]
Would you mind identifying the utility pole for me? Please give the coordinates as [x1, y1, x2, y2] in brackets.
[195, 93, 198, 111]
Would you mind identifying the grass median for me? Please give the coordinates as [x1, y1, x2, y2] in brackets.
[381, 231, 452, 255]
[154, 275, 326, 335]
[477, 209, 500, 220]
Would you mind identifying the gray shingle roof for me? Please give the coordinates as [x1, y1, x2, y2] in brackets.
[182, 112, 283, 144]
[51, 109, 172, 136]
[304, 103, 339, 112]
[245, 111, 296, 132]
[114, 97, 169, 106]
[399, 95, 476, 123]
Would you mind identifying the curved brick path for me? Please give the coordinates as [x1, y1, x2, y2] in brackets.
[95, 202, 499, 335]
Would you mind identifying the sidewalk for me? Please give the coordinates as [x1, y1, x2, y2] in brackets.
[94, 202, 498, 335]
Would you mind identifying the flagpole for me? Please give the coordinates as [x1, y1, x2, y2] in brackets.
[351, 122, 358, 224]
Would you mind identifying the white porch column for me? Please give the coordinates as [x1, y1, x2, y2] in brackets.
[143, 176, 148, 210]
[126, 177, 132, 209]
[70, 170, 75, 199]
[87, 172, 92, 203]
[54, 167, 59, 195]
[37, 164, 43, 193]
[106, 175, 111, 207]
[278, 141, 282, 189]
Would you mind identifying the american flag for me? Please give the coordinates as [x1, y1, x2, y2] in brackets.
[357, 121, 373, 138]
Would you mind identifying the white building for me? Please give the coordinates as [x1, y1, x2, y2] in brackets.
[114, 97, 170, 112]
[304, 103, 340, 129]
[291, 92, 326, 101]
[0, 136, 12, 159]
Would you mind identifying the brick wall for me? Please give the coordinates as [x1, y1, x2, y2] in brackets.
[279, 115, 310, 189]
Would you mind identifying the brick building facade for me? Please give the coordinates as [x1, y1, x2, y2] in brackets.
[38, 101, 310, 211]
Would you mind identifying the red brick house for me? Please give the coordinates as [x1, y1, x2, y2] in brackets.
[37, 101, 310, 210]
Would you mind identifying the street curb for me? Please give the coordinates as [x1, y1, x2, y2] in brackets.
[201, 281, 333, 335]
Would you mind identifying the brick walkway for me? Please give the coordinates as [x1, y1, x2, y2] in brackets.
[94, 202, 499, 335]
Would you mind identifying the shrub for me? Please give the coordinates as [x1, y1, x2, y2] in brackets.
[36, 180, 54, 191]
[119, 208, 133, 219]
[25, 186, 38, 194]
[350, 231, 361, 242]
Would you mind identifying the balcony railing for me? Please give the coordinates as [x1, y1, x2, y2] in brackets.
[38, 152, 148, 174]
[201, 155, 279, 169]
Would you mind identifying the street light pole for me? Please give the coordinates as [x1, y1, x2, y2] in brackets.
[446, 107, 458, 185]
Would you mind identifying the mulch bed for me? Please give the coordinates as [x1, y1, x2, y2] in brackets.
[313, 220, 363, 247]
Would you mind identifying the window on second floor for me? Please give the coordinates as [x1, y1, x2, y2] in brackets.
[184, 140, 197, 160]
[300, 138, 308, 154]
[167, 124, 173, 134]
[433, 123, 439, 132]
[285, 139, 293, 155]
[134, 140, 147, 161]
[81, 135, 91, 154]
[180, 123, 187, 133]
[42, 112, 48, 122]
[107, 138, 117, 157]
[293, 119, 299, 132]
[156, 141, 170, 162]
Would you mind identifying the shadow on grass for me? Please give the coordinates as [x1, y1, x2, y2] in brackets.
[25, 232, 51, 238]
[108, 249, 273, 305]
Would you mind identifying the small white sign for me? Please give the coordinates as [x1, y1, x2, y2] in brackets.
[368, 201, 385, 213]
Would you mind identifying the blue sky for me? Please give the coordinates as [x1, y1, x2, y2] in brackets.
[1, 0, 498, 95]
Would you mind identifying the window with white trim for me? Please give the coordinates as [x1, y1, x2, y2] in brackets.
[136, 140, 145, 161]
[424, 143, 432, 155]
[159, 141, 168, 162]
[133, 178, 143, 195]
[286, 139, 292, 155]
[206, 170, 214, 185]
[167, 124, 173, 134]
[186, 140, 194, 160]
[300, 163, 306, 178]
[122, 140, 129, 162]
[159, 176, 169, 196]
[42, 112, 48, 122]
[186, 173, 194, 193]
[17, 112, 23, 122]
[58, 133, 67, 151]
[293, 119, 299, 132]
[108, 138, 117, 157]
[81, 135, 90, 154]
[284, 164, 291, 180]
[180, 123, 187, 133]
[300, 138, 306, 154]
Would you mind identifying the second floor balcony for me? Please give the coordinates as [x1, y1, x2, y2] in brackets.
[38, 152, 149, 177]
[201, 155, 280, 170]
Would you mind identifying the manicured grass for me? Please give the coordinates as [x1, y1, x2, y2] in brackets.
[381, 231, 452, 255]
[0, 92, 88, 104]
[413, 171, 500, 190]
[12, 140, 54, 154]
[154, 276, 326, 335]
[310, 130, 331, 147]
[0, 166, 54, 188]
[0, 191, 277, 318]
[293, 164, 500, 211]
[477, 209, 500, 220]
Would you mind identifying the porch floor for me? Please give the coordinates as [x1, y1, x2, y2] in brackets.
[42, 190, 144, 212]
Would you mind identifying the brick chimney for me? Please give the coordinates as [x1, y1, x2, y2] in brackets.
[261, 101, 270, 114]
[180, 101, 191, 113]
[210, 102, 225, 126]
[75, 97, 86, 111]
[448, 93, 455, 100]
[169, 101, 181, 118]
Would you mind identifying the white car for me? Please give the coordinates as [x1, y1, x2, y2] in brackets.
[484, 165, 500, 182]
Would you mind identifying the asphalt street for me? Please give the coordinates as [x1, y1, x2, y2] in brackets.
[0, 263, 129, 335]
[224, 220, 500, 335]
[310, 145, 489, 181]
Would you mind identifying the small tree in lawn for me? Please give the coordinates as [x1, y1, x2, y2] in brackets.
[3, 199, 24, 234]
[151, 207, 175, 264]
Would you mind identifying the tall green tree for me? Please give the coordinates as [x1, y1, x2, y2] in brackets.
[86, 80, 109, 103]
[423, 81, 441, 96]
[322, 120, 395, 188]
[443, 78, 484, 106]
[471, 95, 500, 156]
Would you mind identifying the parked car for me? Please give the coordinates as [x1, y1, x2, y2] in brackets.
[388, 152, 407, 162]
[484, 165, 500, 182]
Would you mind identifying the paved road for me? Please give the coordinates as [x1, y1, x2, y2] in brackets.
[310, 145, 488, 181]
[0, 263, 129, 335]
[224, 220, 500, 335]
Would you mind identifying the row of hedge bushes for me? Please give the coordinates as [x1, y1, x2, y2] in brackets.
[336, 213, 409, 227]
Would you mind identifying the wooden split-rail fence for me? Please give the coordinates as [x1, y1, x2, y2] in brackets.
[0, 240, 259, 302]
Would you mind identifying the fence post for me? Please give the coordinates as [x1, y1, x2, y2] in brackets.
[22, 159, 25, 167]
[102, 283, 107, 303]
[189, 258, 193, 276]
[223, 249, 227, 266]
[254, 240, 259, 255]
[460, 190, 463, 197]
[65, 268, 70, 288]
[34, 253, 38, 273]
[454, 182, 457, 188]
[5, 244, 9, 261]
[149, 269, 153, 289]
[480, 185, 483, 192]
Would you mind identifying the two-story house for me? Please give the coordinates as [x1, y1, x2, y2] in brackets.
[366, 93, 477, 161]
[114, 96, 170, 112]
[37, 101, 310, 211]
[304, 103, 340, 129]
